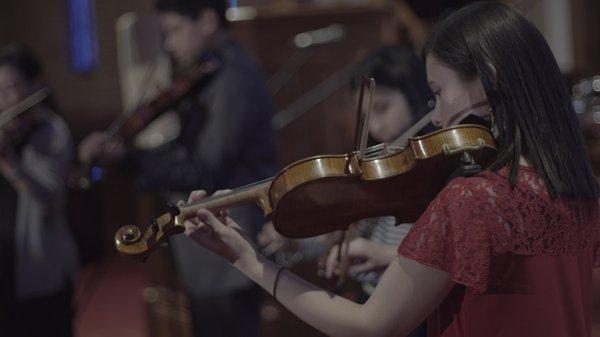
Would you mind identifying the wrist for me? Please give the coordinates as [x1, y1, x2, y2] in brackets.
[235, 253, 284, 298]
[368, 241, 397, 268]
[381, 244, 398, 265]
[234, 250, 265, 281]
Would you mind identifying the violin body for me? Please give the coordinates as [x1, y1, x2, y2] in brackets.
[117, 60, 220, 143]
[71, 60, 221, 189]
[115, 124, 496, 260]
[270, 124, 496, 237]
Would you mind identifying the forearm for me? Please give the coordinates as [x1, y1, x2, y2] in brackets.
[0, 159, 62, 205]
[238, 254, 380, 337]
[186, 210, 451, 337]
[0, 159, 27, 191]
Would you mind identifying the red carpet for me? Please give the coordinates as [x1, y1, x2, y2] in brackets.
[74, 255, 149, 337]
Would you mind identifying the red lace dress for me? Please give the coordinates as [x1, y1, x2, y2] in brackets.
[398, 165, 600, 337]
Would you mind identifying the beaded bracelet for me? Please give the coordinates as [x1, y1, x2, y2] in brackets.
[273, 266, 285, 301]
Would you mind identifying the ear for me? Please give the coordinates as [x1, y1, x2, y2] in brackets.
[486, 62, 497, 75]
[485, 61, 497, 85]
[196, 8, 219, 37]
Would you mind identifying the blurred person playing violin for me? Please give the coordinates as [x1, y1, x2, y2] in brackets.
[326, 43, 433, 337]
[0, 43, 78, 337]
[258, 46, 434, 326]
[78, 1, 278, 336]
[180, 2, 600, 337]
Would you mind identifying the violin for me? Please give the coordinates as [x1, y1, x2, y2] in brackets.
[0, 87, 50, 148]
[105, 59, 220, 144]
[0, 87, 51, 191]
[115, 123, 497, 261]
[73, 59, 220, 188]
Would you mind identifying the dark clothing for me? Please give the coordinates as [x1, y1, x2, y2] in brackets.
[0, 176, 17, 337]
[134, 39, 278, 194]
[188, 285, 262, 337]
[0, 113, 77, 337]
[12, 283, 73, 337]
[132, 37, 278, 337]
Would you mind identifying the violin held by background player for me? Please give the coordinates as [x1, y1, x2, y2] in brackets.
[73, 58, 220, 189]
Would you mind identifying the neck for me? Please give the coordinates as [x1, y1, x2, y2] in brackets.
[205, 29, 230, 53]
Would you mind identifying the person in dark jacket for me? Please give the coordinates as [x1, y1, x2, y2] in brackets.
[79, 1, 278, 336]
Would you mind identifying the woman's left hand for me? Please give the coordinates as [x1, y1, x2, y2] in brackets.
[181, 190, 260, 272]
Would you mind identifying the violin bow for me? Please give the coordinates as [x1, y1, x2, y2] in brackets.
[0, 87, 50, 128]
[357, 78, 376, 160]
[390, 99, 491, 148]
[390, 108, 435, 148]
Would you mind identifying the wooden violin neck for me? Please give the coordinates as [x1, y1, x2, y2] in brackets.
[179, 179, 273, 219]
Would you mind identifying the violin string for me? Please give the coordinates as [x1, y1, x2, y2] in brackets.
[390, 108, 435, 148]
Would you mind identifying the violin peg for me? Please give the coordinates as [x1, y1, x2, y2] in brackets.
[165, 202, 181, 216]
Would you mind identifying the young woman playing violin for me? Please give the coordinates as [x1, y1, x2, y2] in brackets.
[0, 43, 78, 337]
[181, 3, 600, 336]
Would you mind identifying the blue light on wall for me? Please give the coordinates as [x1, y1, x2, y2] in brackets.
[68, 0, 99, 73]
[229, 0, 238, 8]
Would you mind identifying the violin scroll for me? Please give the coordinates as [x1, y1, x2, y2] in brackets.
[114, 204, 184, 261]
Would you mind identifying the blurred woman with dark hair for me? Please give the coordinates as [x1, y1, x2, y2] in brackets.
[0, 43, 78, 337]
[349, 43, 433, 144]
[181, 2, 599, 336]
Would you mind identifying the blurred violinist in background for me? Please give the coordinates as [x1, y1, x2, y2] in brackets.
[326, 43, 433, 336]
[78, 0, 278, 336]
[259, 43, 433, 288]
[259, 43, 433, 336]
[0, 43, 79, 337]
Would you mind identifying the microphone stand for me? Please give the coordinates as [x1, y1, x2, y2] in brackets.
[267, 24, 345, 95]
[267, 48, 316, 95]
[271, 60, 357, 131]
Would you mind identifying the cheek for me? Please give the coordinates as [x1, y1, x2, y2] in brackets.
[170, 29, 193, 55]
[0, 89, 20, 108]
[386, 95, 412, 129]
[444, 88, 466, 111]
[174, 32, 190, 53]
[4, 117, 23, 136]
[385, 111, 408, 133]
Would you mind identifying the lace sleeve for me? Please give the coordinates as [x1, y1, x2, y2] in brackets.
[595, 241, 600, 268]
[596, 200, 600, 268]
[398, 178, 496, 293]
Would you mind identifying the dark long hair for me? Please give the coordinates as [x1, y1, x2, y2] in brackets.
[0, 42, 57, 111]
[351, 44, 433, 119]
[0, 43, 42, 82]
[155, 0, 229, 28]
[424, 2, 599, 201]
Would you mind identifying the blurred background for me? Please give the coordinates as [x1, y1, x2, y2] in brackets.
[0, 0, 598, 336]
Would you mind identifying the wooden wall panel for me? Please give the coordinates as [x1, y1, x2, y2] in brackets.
[234, 3, 391, 166]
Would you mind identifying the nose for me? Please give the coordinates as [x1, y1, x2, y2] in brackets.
[430, 103, 442, 127]
[0, 92, 10, 111]
[163, 38, 174, 55]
